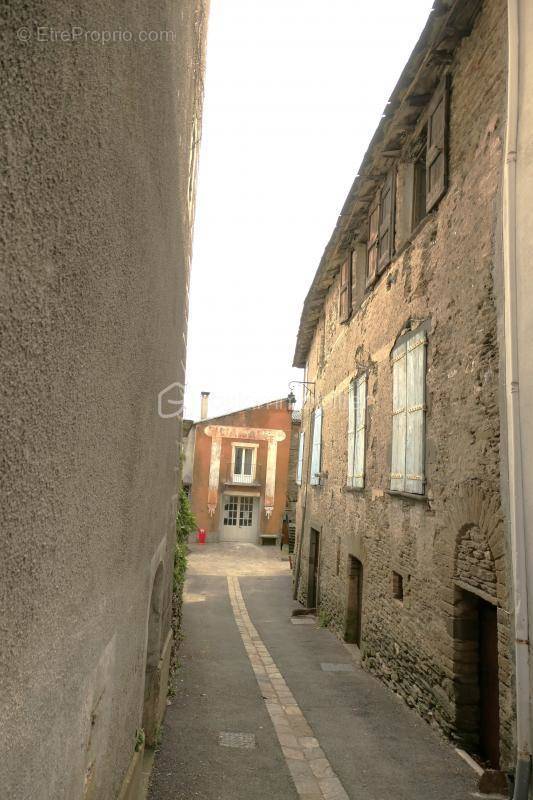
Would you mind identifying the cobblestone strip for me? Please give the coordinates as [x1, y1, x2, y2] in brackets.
[227, 576, 349, 800]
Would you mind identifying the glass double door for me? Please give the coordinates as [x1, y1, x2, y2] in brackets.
[221, 494, 258, 542]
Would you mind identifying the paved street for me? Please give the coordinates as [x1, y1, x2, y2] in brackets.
[148, 543, 478, 800]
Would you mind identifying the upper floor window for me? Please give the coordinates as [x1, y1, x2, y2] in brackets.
[339, 256, 352, 323]
[232, 444, 257, 484]
[390, 328, 427, 495]
[347, 374, 367, 489]
[296, 432, 305, 485]
[425, 74, 450, 213]
[310, 407, 323, 486]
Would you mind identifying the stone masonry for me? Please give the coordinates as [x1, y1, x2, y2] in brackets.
[293, 0, 513, 771]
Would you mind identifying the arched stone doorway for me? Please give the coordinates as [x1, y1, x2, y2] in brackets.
[434, 483, 510, 769]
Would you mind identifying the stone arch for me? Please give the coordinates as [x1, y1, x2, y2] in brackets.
[434, 482, 509, 766]
[142, 561, 164, 746]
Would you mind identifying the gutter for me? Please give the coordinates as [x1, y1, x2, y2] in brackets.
[503, 1, 532, 796]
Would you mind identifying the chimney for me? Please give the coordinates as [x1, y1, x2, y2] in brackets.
[200, 391, 210, 421]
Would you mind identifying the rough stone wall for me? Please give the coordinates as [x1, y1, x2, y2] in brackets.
[295, 0, 513, 767]
[0, 3, 208, 799]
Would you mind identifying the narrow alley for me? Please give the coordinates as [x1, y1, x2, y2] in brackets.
[148, 544, 478, 800]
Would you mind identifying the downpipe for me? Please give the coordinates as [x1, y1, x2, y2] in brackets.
[503, 0, 532, 796]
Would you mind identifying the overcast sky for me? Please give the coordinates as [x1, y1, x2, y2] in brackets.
[184, 0, 434, 421]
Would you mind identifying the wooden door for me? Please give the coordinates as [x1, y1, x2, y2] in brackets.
[479, 601, 500, 768]
[308, 529, 320, 608]
[345, 556, 363, 646]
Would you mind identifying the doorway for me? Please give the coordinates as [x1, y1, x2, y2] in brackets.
[454, 588, 500, 768]
[220, 494, 258, 543]
[308, 528, 320, 608]
[345, 556, 363, 646]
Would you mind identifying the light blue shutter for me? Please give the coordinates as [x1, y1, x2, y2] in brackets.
[310, 407, 322, 485]
[347, 381, 356, 486]
[405, 331, 427, 494]
[353, 375, 367, 488]
[391, 341, 407, 491]
[296, 432, 304, 485]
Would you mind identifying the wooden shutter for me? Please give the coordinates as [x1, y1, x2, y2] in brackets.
[347, 380, 356, 485]
[391, 340, 407, 492]
[378, 171, 396, 273]
[339, 256, 352, 323]
[366, 200, 379, 286]
[310, 408, 322, 485]
[405, 331, 427, 494]
[426, 75, 450, 212]
[353, 374, 367, 488]
[296, 432, 304, 485]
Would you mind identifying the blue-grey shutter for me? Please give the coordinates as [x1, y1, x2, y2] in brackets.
[310, 407, 322, 485]
[353, 375, 367, 488]
[347, 380, 356, 486]
[405, 331, 427, 494]
[296, 432, 304, 485]
[391, 341, 407, 491]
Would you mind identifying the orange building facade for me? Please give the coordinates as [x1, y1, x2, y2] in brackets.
[183, 398, 294, 543]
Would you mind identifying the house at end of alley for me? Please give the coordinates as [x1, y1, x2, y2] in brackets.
[183, 394, 300, 546]
[292, 0, 514, 782]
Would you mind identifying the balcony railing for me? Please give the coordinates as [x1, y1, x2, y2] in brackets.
[224, 462, 263, 486]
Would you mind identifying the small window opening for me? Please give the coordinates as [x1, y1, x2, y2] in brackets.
[392, 571, 404, 601]
[412, 127, 427, 230]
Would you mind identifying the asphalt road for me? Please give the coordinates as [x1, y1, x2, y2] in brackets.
[148, 543, 478, 800]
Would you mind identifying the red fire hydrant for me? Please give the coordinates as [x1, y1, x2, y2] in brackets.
[197, 528, 206, 545]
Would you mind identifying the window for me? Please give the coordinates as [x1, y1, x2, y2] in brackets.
[339, 255, 352, 323]
[392, 571, 404, 601]
[296, 432, 305, 485]
[426, 74, 450, 212]
[232, 445, 257, 484]
[390, 328, 427, 495]
[310, 407, 322, 486]
[412, 129, 427, 229]
[366, 199, 379, 286]
[223, 496, 238, 526]
[239, 496, 254, 527]
[347, 374, 367, 488]
[378, 171, 395, 273]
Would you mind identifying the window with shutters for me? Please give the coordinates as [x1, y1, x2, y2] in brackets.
[366, 199, 379, 286]
[390, 328, 427, 495]
[310, 407, 322, 486]
[378, 171, 396, 273]
[296, 432, 305, 485]
[347, 374, 367, 489]
[426, 74, 450, 212]
[339, 256, 352, 323]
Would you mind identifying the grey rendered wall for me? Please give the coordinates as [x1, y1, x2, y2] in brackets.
[0, 2, 207, 798]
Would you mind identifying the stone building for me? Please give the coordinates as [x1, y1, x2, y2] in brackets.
[292, 0, 515, 777]
[1, 3, 208, 799]
[184, 396, 295, 545]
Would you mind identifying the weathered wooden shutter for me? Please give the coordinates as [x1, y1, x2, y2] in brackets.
[405, 331, 427, 494]
[426, 74, 450, 212]
[296, 432, 305, 485]
[310, 407, 322, 485]
[378, 171, 396, 273]
[339, 256, 352, 323]
[366, 200, 380, 286]
[391, 340, 407, 492]
[347, 380, 356, 485]
[353, 375, 367, 488]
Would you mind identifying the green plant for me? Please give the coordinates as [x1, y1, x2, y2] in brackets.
[318, 609, 332, 628]
[176, 488, 196, 544]
[135, 728, 145, 752]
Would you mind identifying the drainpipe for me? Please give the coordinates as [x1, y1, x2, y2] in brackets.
[503, 1, 531, 796]
[293, 392, 313, 601]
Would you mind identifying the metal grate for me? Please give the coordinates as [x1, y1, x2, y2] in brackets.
[219, 731, 256, 749]
[320, 663, 355, 673]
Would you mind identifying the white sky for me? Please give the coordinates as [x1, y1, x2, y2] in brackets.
[184, 0, 434, 421]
